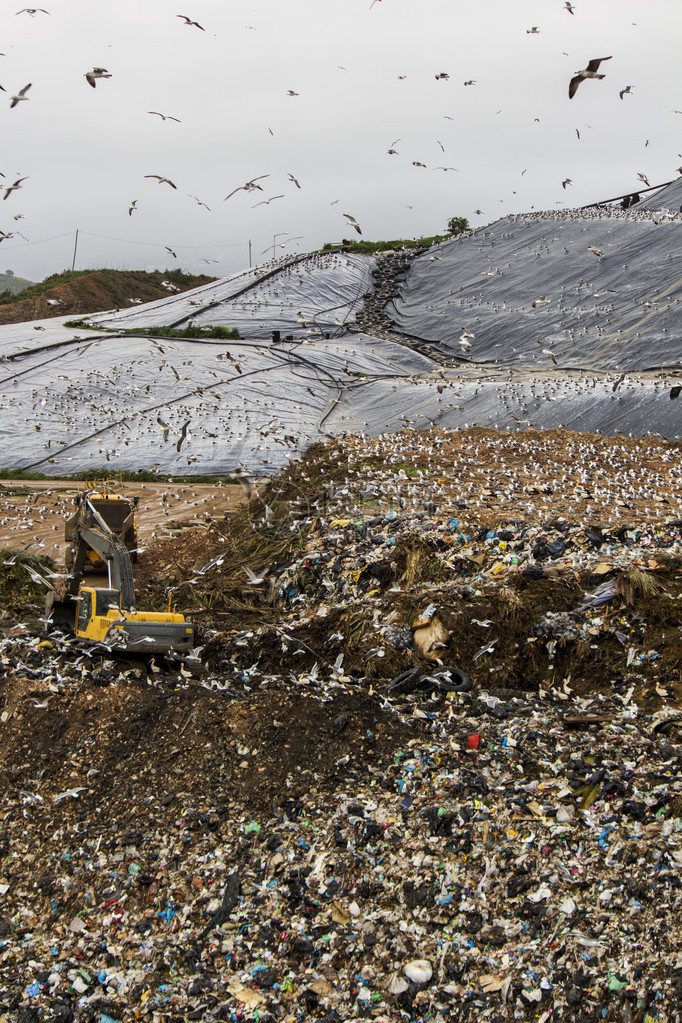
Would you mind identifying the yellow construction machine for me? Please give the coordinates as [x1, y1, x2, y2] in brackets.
[46, 489, 193, 656]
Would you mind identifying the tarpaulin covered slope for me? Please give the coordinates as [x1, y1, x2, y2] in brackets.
[90, 251, 374, 339]
[0, 329, 435, 475]
[1, 203, 682, 478]
[634, 176, 682, 211]
[388, 209, 681, 371]
[1, 321, 680, 477]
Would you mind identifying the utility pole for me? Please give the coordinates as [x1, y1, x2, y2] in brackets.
[272, 232, 287, 258]
[71, 229, 79, 271]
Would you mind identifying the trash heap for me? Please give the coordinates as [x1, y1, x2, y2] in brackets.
[2, 426, 682, 1023]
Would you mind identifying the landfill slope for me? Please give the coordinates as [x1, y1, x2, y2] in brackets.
[0, 203, 681, 478]
[89, 250, 375, 339]
[3, 427, 682, 1021]
[388, 207, 682, 371]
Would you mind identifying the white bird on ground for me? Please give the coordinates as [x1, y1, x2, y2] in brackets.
[52, 787, 86, 802]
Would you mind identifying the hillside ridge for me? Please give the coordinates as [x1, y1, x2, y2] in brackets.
[0, 268, 216, 325]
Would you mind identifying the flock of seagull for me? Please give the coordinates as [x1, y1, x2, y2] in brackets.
[1, 2, 672, 257]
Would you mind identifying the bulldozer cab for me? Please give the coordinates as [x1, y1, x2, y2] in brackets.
[73, 585, 193, 653]
[75, 587, 122, 639]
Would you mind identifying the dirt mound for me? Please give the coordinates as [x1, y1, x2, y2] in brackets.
[0, 652, 411, 814]
[0, 269, 216, 325]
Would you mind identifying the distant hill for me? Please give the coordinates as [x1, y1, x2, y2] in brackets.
[0, 271, 35, 297]
[0, 268, 217, 325]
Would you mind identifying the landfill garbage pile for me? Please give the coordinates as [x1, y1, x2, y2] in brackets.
[3, 427, 682, 1021]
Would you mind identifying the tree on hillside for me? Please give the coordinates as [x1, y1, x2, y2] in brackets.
[445, 216, 470, 236]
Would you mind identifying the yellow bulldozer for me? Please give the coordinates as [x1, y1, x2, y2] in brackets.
[46, 486, 193, 656]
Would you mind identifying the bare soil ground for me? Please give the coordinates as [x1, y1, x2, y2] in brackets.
[0, 480, 249, 564]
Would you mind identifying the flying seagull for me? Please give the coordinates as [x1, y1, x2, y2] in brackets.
[2, 176, 27, 200]
[619, 85, 633, 99]
[564, 1, 575, 12]
[252, 194, 284, 208]
[343, 213, 362, 235]
[636, 171, 650, 186]
[177, 14, 204, 29]
[85, 67, 111, 88]
[148, 111, 181, 122]
[224, 175, 269, 201]
[128, 199, 137, 215]
[16, 7, 49, 13]
[568, 57, 612, 99]
[9, 83, 31, 107]
[144, 174, 177, 188]
[287, 172, 301, 188]
[165, 246, 177, 258]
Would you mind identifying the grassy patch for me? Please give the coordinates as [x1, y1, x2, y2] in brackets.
[0, 467, 246, 484]
[320, 235, 451, 255]
[1, 268, 216, 309]
[63, 322, 240, 340]
[0, 270, 96, 306]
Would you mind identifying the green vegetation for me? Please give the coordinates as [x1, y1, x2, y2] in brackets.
[445, 215, 470, 236]
[321, 221, 470, 254]
[0, 467, 246, 484]
[63, 322, 240, 340]
[0, 547, 56, 626]
[321, 235, 449, 254]
[0, 268, 216, 307]
[0, 269, 95, 306]
[0, 270, 34, 299]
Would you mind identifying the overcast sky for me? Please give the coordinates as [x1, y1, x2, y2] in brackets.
[1, 0, 680, 282]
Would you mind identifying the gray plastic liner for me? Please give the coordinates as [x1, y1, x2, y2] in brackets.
[1, 204, 681, 478]
[0, 318, 680, 476]
[90, 251, 375, 340]
[0, 327, 436, 475]
[388, 208, 681, 371]
[633, 176, 682, 211]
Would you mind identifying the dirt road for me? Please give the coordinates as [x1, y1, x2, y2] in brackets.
[0, 479, 249, 565]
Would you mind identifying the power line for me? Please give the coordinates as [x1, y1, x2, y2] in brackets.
[0, 232, 73, 250]
[79, 232, 250, 249]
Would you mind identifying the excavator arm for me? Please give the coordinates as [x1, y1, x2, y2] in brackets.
[47, 494, 194, 657]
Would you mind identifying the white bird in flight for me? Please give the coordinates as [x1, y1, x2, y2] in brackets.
[568, 57, 612, 99]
